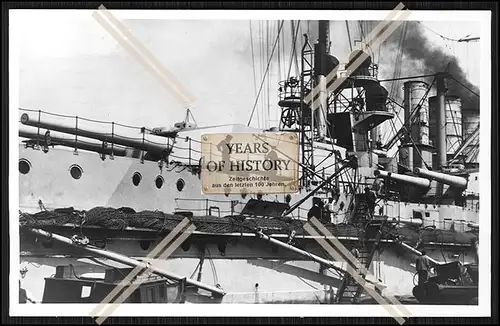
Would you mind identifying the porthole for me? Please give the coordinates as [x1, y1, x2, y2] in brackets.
[132, 172, 142, 186]
[176, 178, 185, 192]
[140, 240, 151, 251]
[155, 176, 164, 189]
[69, 164, 83, 180]
[19, 159, 31, 175]
[181, 241, 191, 251]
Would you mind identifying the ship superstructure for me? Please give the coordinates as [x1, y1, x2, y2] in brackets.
[17, 19, 480, 305]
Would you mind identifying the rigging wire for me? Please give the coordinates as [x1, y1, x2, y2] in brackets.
[451, 75, 480, 97]
[277, 21, 283, 82]
[286, 20, 298, 80]
[358, 21, 366, 44]
[377, 41, 381, 66]
[447, 97, 462, 156]
[378, 74, 436, 82]
[277, 21, 283, 125]
[297, 21, 303, 74]
[266, 20, 271, 128]
[280, 21, 288, 121]
[297, 276, 320, 291]
[389, 22, 408, 100]
[249, 21, 260, 129]
[287, 20, 301, 79]
[417, 22, 471, 43]
[385, 77, 436, 155]
[258, 20, 264, 128]
[189, 260, 201, 279]
[205, 247, 219, 286]
[383, 21, 407, 143]
[345, 21, 353, 52]
[284, 21, 291, 79]
[383, 100, 403, 143]
[289, 20, 296, 78]
[263, 23, 267, 128]
[247, 20, 285, 126]
[392, 106, 432, 170]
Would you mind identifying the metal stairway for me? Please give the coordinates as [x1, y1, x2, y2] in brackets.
[335, 219, 387, 304]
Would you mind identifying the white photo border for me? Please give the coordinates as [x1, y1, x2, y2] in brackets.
[9, 8, 492, 319]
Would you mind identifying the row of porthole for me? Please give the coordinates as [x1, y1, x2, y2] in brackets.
[19, 159, 83, 180]
[21, 160, 290, 199]
[132, 172, 185, 191]
[19, 159, 186, 191]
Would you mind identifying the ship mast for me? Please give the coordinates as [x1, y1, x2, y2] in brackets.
[313, 20, 330, 141]
[298, 20, 331, 190]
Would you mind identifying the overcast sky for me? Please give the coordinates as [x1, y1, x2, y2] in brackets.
[13, 11, 482, 138]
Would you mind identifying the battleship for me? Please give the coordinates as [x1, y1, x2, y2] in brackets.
[16, 19, 481, 306]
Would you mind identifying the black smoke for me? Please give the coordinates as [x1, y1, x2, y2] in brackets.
[234, 20, 480, 110]
[382, 21, 479, 110]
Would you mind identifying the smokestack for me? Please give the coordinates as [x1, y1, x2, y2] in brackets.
[400, 81, 432, 169]
[436, 72, 448, 169]
[313, 20, 330, 140]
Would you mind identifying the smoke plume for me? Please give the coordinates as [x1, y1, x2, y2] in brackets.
[382, 21, 480, 110]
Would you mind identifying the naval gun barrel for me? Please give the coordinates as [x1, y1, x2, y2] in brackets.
[24, 227, 226, 298]
[374, 169, 431, 188]
[397, 241, 442, 266]
[20, 112, 173, 157]
[414, 167, 468, 189]
[19, 128, 132, 157]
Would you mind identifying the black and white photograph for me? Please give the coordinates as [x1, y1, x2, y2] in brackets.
[9, 7, 492, 320]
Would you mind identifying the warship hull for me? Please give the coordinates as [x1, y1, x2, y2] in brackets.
[18, 146, 478, 304]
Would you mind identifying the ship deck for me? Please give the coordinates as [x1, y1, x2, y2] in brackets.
[19, 206, 478, 248]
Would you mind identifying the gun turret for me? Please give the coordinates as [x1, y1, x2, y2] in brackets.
[413, 167, 468, 189]
[374, 169, 431, 188]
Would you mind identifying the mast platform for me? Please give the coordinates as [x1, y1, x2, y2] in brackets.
[353, 111, 395, 131]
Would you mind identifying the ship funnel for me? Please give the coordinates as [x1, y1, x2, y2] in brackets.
[413, 167, 468, 189]
[374, 169, 431, 188]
